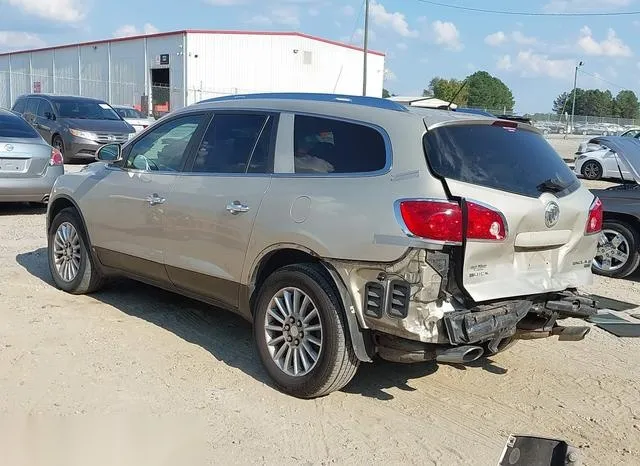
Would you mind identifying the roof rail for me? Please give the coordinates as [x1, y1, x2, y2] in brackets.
[197, 92, 409, 112]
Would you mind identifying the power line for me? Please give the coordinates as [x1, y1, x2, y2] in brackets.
[579, 69, 631, 91]
[414, 0, 640, 17]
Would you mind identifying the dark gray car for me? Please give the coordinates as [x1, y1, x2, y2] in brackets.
[12, 94, 135, 163]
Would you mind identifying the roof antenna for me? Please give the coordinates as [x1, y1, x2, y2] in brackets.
[445, 79, 468, 111]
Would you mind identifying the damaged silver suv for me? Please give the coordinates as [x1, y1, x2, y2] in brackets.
[46, 93, 602, 398]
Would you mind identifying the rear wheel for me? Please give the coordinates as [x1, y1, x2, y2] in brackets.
[581, 160, 603, 180]
[48, 207, 104, 294]
[253, 263, 359, 399]
[592, 221, 640, 278]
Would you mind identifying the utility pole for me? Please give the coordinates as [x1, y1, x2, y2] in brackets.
[570, 61, 583, 134]
[362, 0, 369, 96]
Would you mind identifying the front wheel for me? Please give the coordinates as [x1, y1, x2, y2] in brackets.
[48, 207, 105, 294]
[592, 221, 640, 278]
[253, 263, 359, 398]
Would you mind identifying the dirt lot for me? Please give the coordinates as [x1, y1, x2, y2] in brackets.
[1, 150, 640, 465]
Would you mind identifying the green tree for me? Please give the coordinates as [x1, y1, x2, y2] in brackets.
[382, 88, 391, 98]
[553, 91, 571, 115]
[465, 71, 515, 112]
[580, 89, 614, 116]
[424, 77, 469, 106]
[613, 90, 640, 119]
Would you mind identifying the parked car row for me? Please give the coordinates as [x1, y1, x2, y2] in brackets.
[533, 121, 631, 136]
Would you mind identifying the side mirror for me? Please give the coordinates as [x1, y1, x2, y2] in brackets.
[96, 143, 121, 162]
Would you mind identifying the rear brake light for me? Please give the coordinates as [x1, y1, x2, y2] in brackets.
[396, 199, 507, 243]
[492, 120, 518, 129]
[49, 147, 63, 166]
[586, 197, 603, 235]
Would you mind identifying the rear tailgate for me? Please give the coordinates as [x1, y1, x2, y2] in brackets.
[0, 139, 51, 178]
[423, 120, 599, 302]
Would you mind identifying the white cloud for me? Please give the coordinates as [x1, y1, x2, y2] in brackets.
[577, 26, 632, 57]
[496, 55, 513, 70]
[512, 31, 538, 45]
[432, 20, 463, 51]
[246, 7, 300, 27]
[512, 50, 575, 79]
[370, 1, 418, 37]
[341, 5, 355, 16]
[0, 31, 46, 52]
[113, 23, 159, 38]
[4, 0, 85, 22]
[485, 31, 507, 47]
[544, 0, 631, 12]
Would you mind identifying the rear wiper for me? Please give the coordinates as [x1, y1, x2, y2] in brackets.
[537, 178, 567, 193]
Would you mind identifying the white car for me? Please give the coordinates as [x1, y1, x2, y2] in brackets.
[574, 133, 640, 180]
[112, 105, 155, 133]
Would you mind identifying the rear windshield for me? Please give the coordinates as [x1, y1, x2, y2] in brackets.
[0, 114, 39, 138]
[53, 100, 121, 121]
[423, 124, 580, 198]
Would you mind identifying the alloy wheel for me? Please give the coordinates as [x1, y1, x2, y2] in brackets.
[593, 229, 630, 272]
[264, 287, 323, 377]
[583, 162, 601, 180]
[52, 222, 82, 282]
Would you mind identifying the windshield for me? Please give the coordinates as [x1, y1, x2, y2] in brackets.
[116, 107, 144, 119]
[53, 100, 122, 120]
[423, 123, 580, 198]
[0, 114, 40, 138]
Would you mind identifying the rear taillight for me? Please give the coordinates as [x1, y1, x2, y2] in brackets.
[396, 199, 507, 244]
[49, 147, 63, 166]
[585, 197, 603, 235]
[466, 201, 507, 241]
[397, 200, 463, 243]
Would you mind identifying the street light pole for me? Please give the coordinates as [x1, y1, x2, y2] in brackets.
[570, 61, 583, 134]
[362, 0, 370, 96]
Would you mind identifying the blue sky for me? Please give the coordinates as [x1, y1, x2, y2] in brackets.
[0, 0, 638, 113]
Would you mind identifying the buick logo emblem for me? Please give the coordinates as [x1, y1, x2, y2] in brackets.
[544, 202, 560, 228]
[4, 144, 14, 152]
[107, 135, 115, 142]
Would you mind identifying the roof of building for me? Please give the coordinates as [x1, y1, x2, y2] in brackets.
[0, 30, 385, 58]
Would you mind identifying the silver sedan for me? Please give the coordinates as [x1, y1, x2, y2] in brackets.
[0, 109, 64, 204]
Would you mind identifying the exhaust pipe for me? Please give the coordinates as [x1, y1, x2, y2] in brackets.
[552, 325, 590, 341]
[436, 345, 484, 364]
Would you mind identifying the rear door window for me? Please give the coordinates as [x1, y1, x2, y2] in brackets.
[36, 100, 54, 118]
[190, 113, 271, 174]
[423, 123, 580, 198]
[0, 114, 40, 138]
[293, 115, 387, 174]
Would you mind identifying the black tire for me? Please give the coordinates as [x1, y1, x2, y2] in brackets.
[592, 220, 640, 279]
[253, 263, 359, 399]
[48, 207, 105, 294]
[581, 160, 603, 180]
[52, 135, 68, 164]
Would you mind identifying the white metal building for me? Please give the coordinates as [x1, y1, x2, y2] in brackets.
[0, 30, 385, 114]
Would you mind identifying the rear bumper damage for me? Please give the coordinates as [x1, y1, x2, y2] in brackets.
[374, 291, 597, 364]
[327, 248, 598, 364]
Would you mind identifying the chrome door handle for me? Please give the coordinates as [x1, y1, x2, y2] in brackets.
[146, 194, 166, 206]
[226, 201, 250, 214]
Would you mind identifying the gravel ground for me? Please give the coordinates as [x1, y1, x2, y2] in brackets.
[1, 154, 639, 465]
